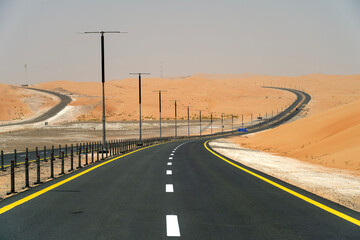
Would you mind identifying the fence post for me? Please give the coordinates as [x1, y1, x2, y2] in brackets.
[91, 143, 94, 163]
[77, 145, 82, 169]
[96, 144, 99, 162]
[69, 144, 74, 171]
[44, 146, 47, 162]
[50, 153, 54, 178]
[34, 155, 41, 184]
[85, 145, 88, 166]
[35, 147, 38, 160]
[8, 161, 15, 194]
[1, 150, 4, 171]
[52, 145, 54, 159]
[58, 145, 61, 159]
[14, 149, 17, 167]
[115, 140, 118, 155]
[60, 152, 65, 175]
[106, 142, 108, 158]
[65, 144, 68, 157]
[101, 144, 104, 160]
[24, 157, 29, 188]
[110, 142, 112, 156]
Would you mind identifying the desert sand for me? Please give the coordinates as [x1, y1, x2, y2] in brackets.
[34, 74, 297, 123]
[210, 139, 360, 212]
[0, 84, 59, 122]
[1, 73, 360, 175]
[230, 98, 360, 174]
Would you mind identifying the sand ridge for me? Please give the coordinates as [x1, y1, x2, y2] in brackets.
[230, 99, 360, 174]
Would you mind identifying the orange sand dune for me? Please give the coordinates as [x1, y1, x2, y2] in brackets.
[36, 75, 296, 122]
[0, 84, 32, 121]
[231, 99, 360, 174]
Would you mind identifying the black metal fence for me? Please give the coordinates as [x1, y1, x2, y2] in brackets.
[1, 136, 195, 195]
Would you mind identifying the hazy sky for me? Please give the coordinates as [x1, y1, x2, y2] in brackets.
[1, 0, 360, 84]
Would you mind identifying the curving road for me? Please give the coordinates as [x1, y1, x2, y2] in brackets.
[0, 87, 72, 127]
[0, 88, 359, 239]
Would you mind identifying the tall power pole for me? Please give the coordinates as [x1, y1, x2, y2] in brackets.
[187, 106, 190, 137]
[153, 90, 167, 138]
[130, 73, 150, 142]
[199, 110, 202, 136]
[172, 100, 180, 138]
[80, 31, 126, 150]
[210, 112, 213, 134]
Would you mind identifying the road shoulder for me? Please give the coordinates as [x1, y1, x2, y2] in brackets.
[209, 138, 360, 213]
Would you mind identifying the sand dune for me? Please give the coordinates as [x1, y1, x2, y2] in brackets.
[1, 73, 360, 175]
[231, 99, 360, 174]
[0, 85, 59, 122]
[35, 75, 296, 122]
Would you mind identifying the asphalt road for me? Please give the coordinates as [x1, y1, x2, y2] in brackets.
[0, 87, 72, 127]
[0, 87, 307, 168]
[0, 87, 359, 238]
[0, 138, 359, 239]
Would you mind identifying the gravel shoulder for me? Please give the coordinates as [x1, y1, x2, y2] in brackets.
[209, 138, 360, 212]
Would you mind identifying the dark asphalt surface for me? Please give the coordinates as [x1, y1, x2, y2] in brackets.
[0, 87, 359, 239]
[0, 139, 359, 239]
[0, 87, 307, 168]
[0, 87, 72, 127]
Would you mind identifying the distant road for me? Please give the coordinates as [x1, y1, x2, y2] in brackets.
[0, 87, 72, 127]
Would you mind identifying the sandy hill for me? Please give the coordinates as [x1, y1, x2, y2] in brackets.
[0, 84, 32, 121]
[35, 75, 296, 122]
[232, 99, 360, 174]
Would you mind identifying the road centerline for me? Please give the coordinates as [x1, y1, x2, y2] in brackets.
[166, 215, 181, 237]
[166, 184, 174, 192]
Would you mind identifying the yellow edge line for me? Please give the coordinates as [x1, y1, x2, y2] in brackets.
[204, 140, 360, 227]
[0, 142, 165, 215]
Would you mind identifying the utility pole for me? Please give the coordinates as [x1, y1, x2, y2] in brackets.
[187, 106, 190, 137]
[80, 31, 127, 150]
[172, 100, 180, 138]
[153, 90, 166, 138]
[210, 112, 213, 134]
[130, 73, 150, 142]
[199, 110, 202, 136]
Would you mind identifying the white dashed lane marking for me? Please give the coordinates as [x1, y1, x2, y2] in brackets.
[165, 184, 174, 192]
[169, 157, 173, 160]
[166, 170, 172, 175]
[167, 162, 172, 166]
[166, 215, 181, 237]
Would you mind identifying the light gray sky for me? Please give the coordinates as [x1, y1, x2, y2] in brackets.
[0, 0, 360, 84]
